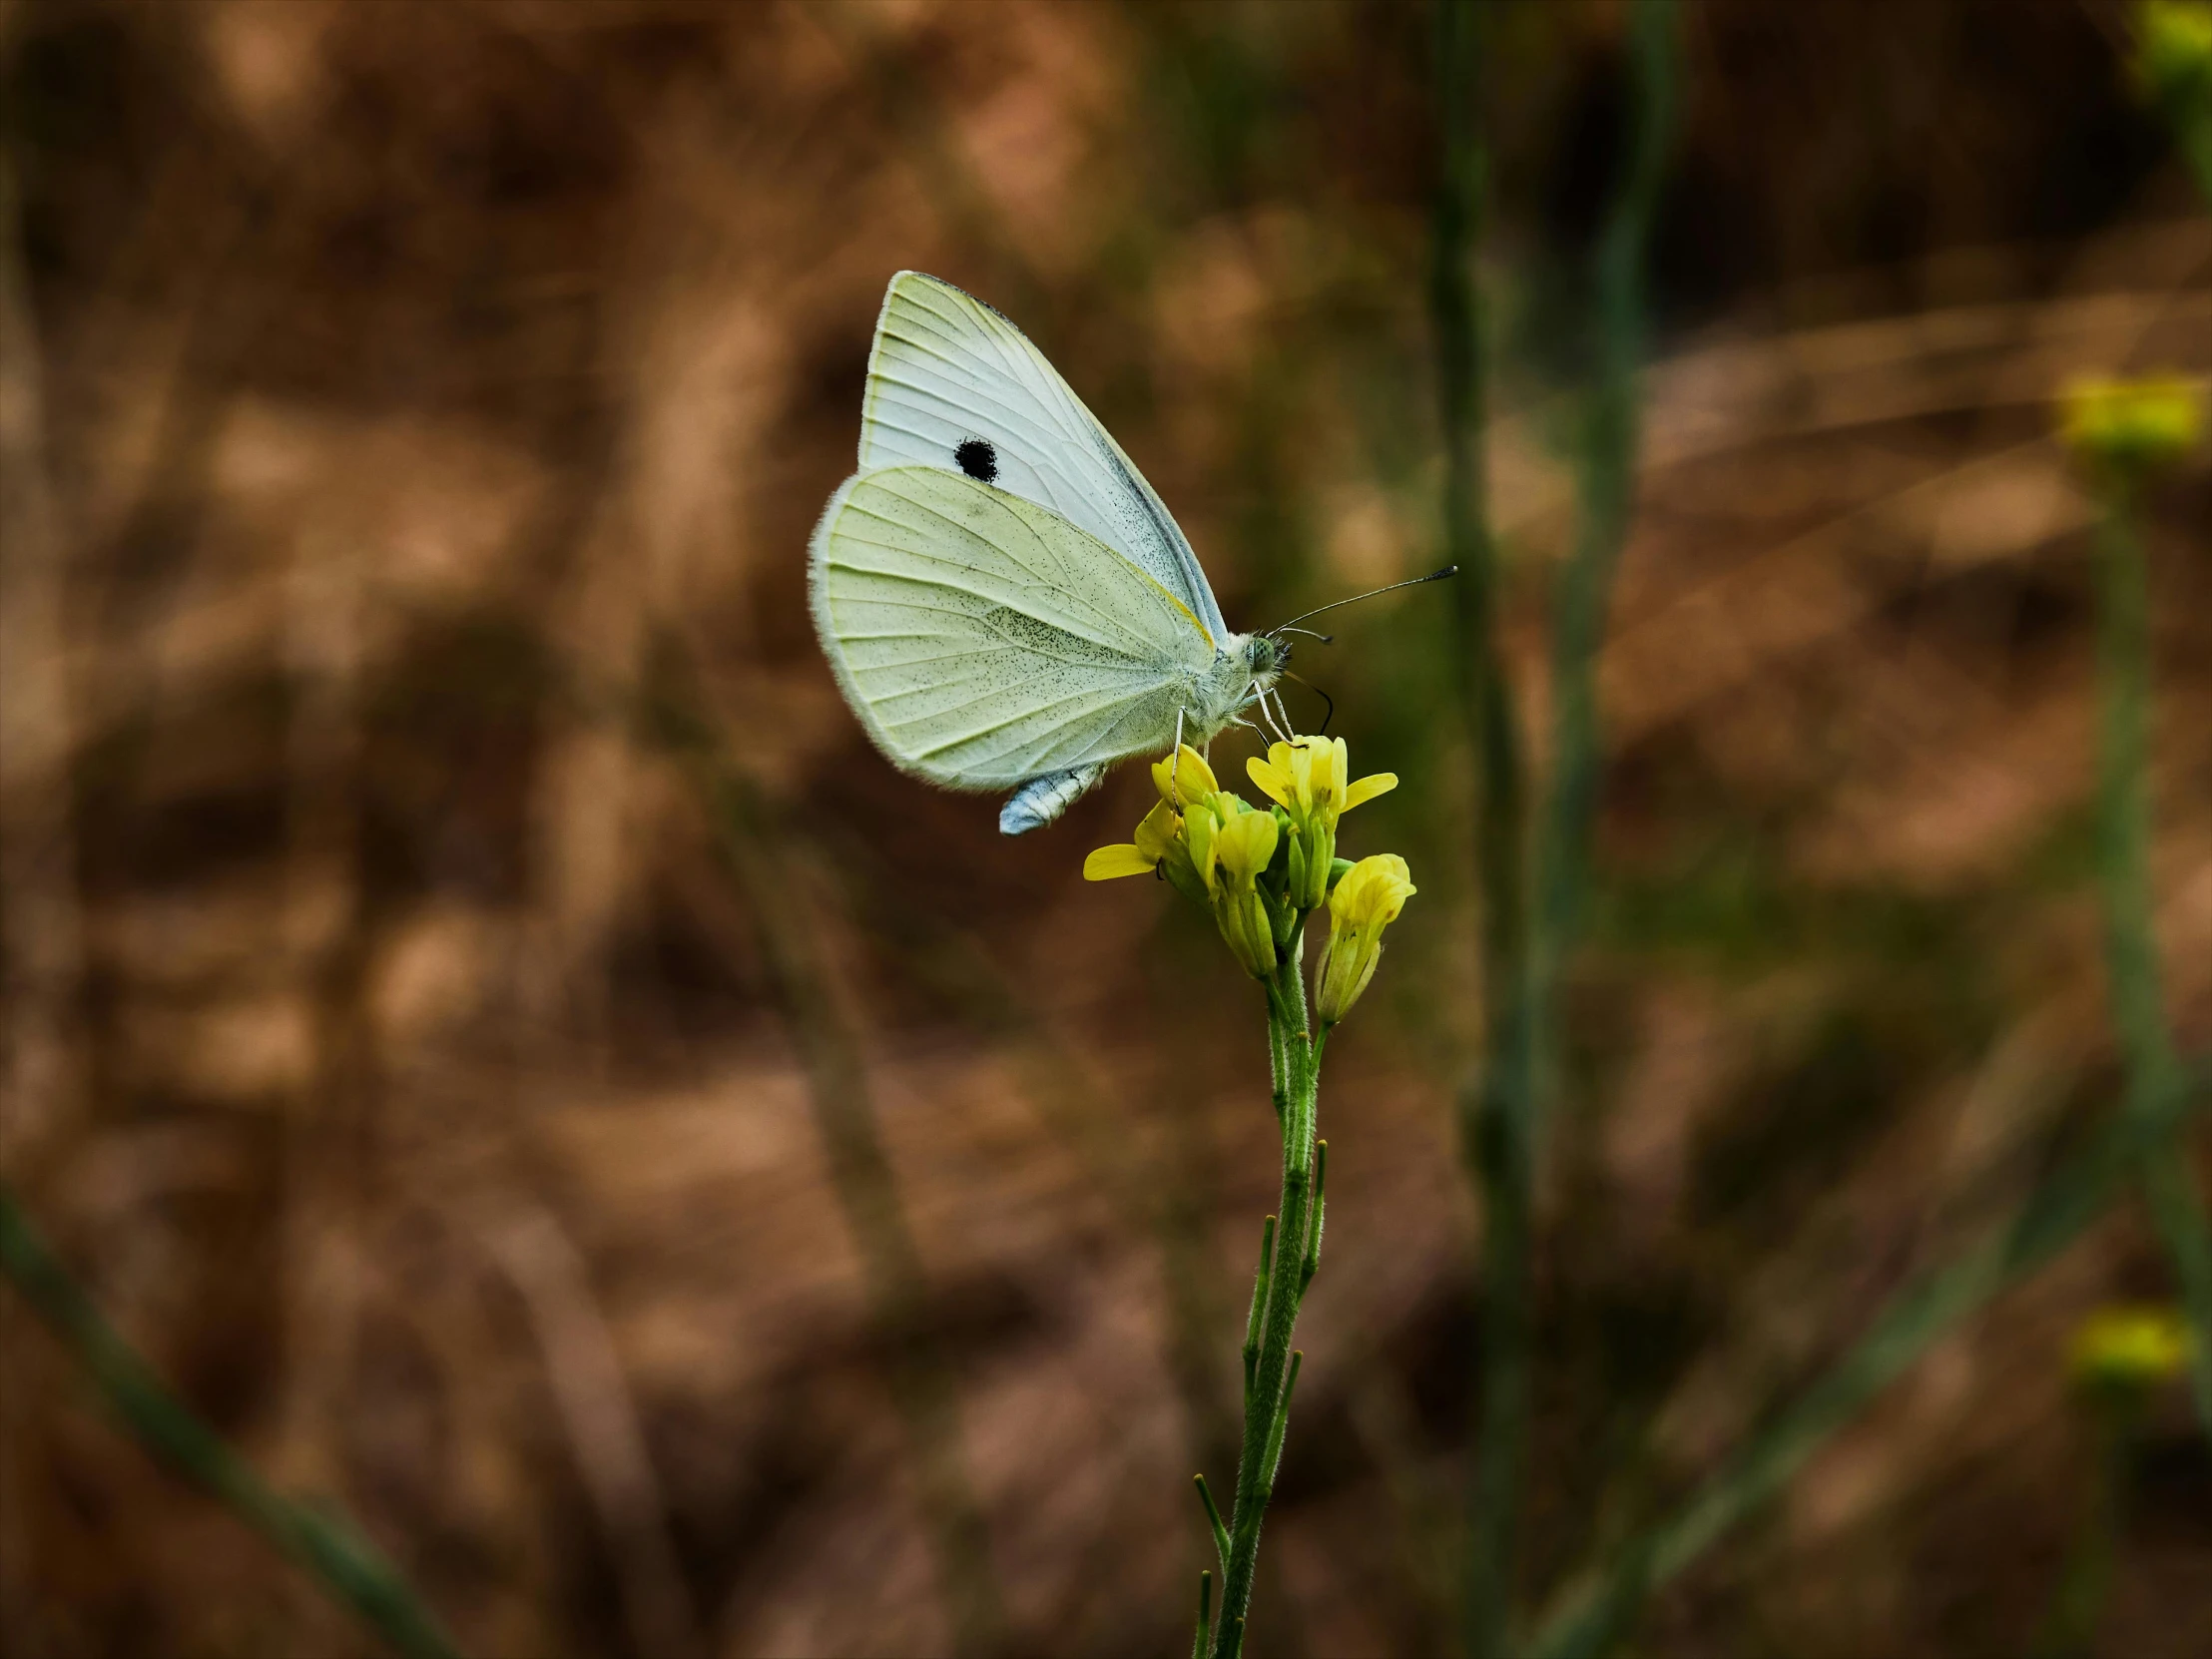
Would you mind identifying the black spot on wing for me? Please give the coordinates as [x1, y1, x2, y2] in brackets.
[954, 437, 998, 482]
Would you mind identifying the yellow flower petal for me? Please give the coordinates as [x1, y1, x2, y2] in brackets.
[1320, 738, 1348, 806]
[1084, 844, 1157, 880]
[1247, 754, 1293, 808]
[1185, 804, 1221, 892]
[1133, 800, 1182, 863]
[1152, 745, 1220, 806]
[1342, 773, 1398, 812]
[1329, 853, 1416, 925]
[1214, 809, 1279, 886]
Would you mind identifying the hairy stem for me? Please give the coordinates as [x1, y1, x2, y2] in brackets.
[1208, 945, 1327, 1658]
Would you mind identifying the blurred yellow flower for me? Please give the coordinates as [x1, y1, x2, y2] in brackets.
[2057, 374, 2205, 480]
[2138, 2, 2212, 109]
[2068, 1304, 2193, 1393]
[1316, 854, 1416, 1025]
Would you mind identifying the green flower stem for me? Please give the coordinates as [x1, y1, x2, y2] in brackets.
[1524, 1064, 2212, 1659]
[2090, 500, 2212, 1433]
[0, 1185, 458, 1659]
[1206, 940, 1329, 1659]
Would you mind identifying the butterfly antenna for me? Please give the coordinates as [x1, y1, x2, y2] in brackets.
[1268, 565, 1457, 636]
[1282, 672, 1335, 736]
[1276, 626, 1335, 645]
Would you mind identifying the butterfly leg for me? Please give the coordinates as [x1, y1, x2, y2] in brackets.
[1170, 705, 1186, 813]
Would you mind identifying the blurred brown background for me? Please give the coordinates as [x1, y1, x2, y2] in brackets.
[2, 2, 2209, 1655]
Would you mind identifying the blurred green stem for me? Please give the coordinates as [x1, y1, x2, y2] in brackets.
[1533, 0, 1678, 1018]
[0, 1185, 458, 1659]
[1523, 1064, 2212, 1659]
[2031, 1403, 2134, 1659]
[1204, 942, 1327, 1659]
[2089, 500, 2212, 1433]
[2168, 96, 2212, 206]
[1428, 2, 1535, 1649]
[1517, 452, 2207, 1659]
[1435, 3, 1679, 1652]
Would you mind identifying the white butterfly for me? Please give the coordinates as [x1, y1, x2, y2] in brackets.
[809, 271, 1286, 835]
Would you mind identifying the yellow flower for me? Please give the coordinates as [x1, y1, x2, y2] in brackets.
[2138, 2, 2212, 110]
[1088, 738, 1407, 984]
[2057, 374, 2205, 482]
[1083, 801, 1185, 880]
[1247, 737, 1396, 911]
[1153, 745, 1220, 809]
[1084, 768, 1280, 968]
[1211, 802, 1279, 886]
[1315, 853, 1415, 1025]
[1208, 806, 1281, 977]
[2069, 1304, 2193, 1394]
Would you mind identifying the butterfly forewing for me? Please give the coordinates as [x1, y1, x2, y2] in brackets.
[811, 466, 1214, 790]
[859, 272, 1230, 645]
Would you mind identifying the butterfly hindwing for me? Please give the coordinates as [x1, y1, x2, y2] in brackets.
[810, 465, 1215, 791]
[859, 271, 1230, 646]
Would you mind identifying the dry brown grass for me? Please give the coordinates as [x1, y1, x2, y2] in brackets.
[2, 3, 2209, 1655]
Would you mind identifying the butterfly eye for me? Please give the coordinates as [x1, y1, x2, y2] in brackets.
[954, 437, 998, 482]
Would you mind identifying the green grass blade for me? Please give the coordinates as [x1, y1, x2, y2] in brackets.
[0, 1185, 459, 1659]
[1526, 1069, 2212, 1659]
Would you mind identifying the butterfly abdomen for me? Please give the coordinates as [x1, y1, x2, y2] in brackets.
[999, 765, 1107, 834]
